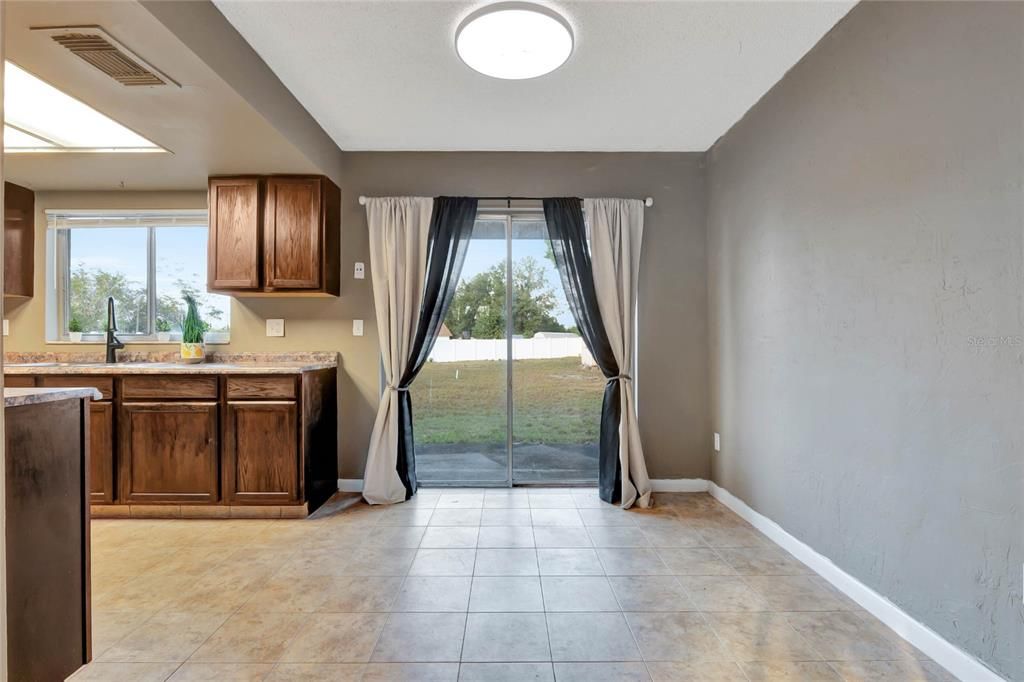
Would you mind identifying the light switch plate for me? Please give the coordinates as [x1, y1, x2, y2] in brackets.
[353, 319, 364, 336]
[354, 262, 365, 279]
[2, 320, 8, 336]
[714, 432, 721, 452]
[266, 319, 285, 337]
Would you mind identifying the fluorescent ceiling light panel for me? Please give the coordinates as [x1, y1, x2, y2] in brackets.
[456, 4, 573, 80]
[4, 124, 55, 149]
[3, 61, 164, 152]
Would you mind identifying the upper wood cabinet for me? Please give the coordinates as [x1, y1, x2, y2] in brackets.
[208, 174, 340, 296]
[4, 181, 35, 298]
[265, 176, 321, 289]
[208, 176, 261, 290]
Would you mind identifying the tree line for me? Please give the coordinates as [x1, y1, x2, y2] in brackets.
[444, 256, 577, 339]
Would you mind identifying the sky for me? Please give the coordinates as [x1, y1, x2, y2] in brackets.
[69, 226, 232, 327]
[460, 219, 574, 327]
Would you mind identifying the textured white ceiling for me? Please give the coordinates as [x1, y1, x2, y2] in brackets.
[213, 0, 854, 152]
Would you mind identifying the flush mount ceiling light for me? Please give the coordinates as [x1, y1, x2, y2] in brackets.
[3, 61, 164, 153]
[456, 2, 573, 80]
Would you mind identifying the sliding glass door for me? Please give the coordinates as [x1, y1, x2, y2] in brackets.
[413, 211, 602, 486]
[411, 217, 509, 484]
[510, 217, 604, 483]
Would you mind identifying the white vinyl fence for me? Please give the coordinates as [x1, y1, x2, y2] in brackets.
[430, 334, 595, 366]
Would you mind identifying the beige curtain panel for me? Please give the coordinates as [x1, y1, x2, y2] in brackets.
[363, 197, 433, 505]
[586, 198, 654, 509]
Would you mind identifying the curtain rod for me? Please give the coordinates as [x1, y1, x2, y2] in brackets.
[357, 195, 654, 208]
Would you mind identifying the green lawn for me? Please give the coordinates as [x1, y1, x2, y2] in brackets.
[410, 357, 605, 445]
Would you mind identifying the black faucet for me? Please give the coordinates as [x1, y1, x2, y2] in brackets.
[105, 296, 124, 363]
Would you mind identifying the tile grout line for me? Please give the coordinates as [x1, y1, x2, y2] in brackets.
[604, 564, 655, 681]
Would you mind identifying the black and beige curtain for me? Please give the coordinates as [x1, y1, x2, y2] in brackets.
[544, 198, 653, 509]
[363, 196, 477, 505]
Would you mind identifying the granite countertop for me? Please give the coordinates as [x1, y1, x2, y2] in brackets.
[4, 351, 338, 375]
[5, 387, 103, 408]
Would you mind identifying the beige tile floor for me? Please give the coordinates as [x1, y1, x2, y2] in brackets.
[71, 490, 957, 681]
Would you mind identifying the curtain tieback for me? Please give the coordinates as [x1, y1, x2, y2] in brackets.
[608, 374, 633, 382]
[385, 384, 410, 392]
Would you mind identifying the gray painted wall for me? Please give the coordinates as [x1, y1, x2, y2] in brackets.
[706, 2, 1023, 679]
[321, 152, 709, 481]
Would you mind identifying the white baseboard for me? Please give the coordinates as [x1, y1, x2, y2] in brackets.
[338, 478, 363, 492]
[650, 478, 710, 493]
[707, 482, 1004, 682]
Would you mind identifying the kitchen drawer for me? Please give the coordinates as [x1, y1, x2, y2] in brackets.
[226, 376, 297, 400]
[121, 375, 218, 400]
[4, 376, 36, 388]
[39, 375, 114, 400]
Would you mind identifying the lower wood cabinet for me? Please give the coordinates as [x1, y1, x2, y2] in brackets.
[89, 401, 115, 503]
[4, 367, 338, 514]
[119, 402, 219, 503]
[5, 395, 91, 680]
[223, 401, 299, 503]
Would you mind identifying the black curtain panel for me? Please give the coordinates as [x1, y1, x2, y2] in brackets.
[542, 198, 623, 504]
[395, 196, 478, 499]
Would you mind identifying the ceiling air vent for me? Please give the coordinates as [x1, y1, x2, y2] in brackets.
[31, 25, 180, 88]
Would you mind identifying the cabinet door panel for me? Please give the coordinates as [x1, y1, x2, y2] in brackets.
[4, 181, 35, 297]
[120, 402, 219, 503]
[224, 401, 298, 503]
[90, 401, 115, 503]
[264, 176, 321, 289]
[209, 176, 261, 289]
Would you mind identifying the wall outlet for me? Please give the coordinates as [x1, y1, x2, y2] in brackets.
[266, 319, 285, 337]
[2, 320, 8, 337]
[714, 432, 721, 452]
[353, 319, 364, 337]
[354, 262, 365, 279]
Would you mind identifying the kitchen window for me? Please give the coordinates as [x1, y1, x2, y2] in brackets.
[46, 209, 230, 342]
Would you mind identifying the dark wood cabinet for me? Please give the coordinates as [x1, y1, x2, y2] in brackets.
[208, 174, 339, 296]
[34, 376, 116, 503]
[8, 375, 117, 505]
[6, 395, 92, 680]
[208, 176, 262, 290]
[4, 181, 35, 298]
[265, 176, 321, 289]
[4, 366, 337, 516]
[89, 401, 115, 503]
[39, 375, 114, 400]
[224, 401, 299, 503]
[119, 402, 219, 503]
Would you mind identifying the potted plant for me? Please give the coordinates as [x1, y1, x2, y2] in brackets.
[179, 294, 208, 363]
[155, 317, 172, 343]
[68, 316, 84, 343]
